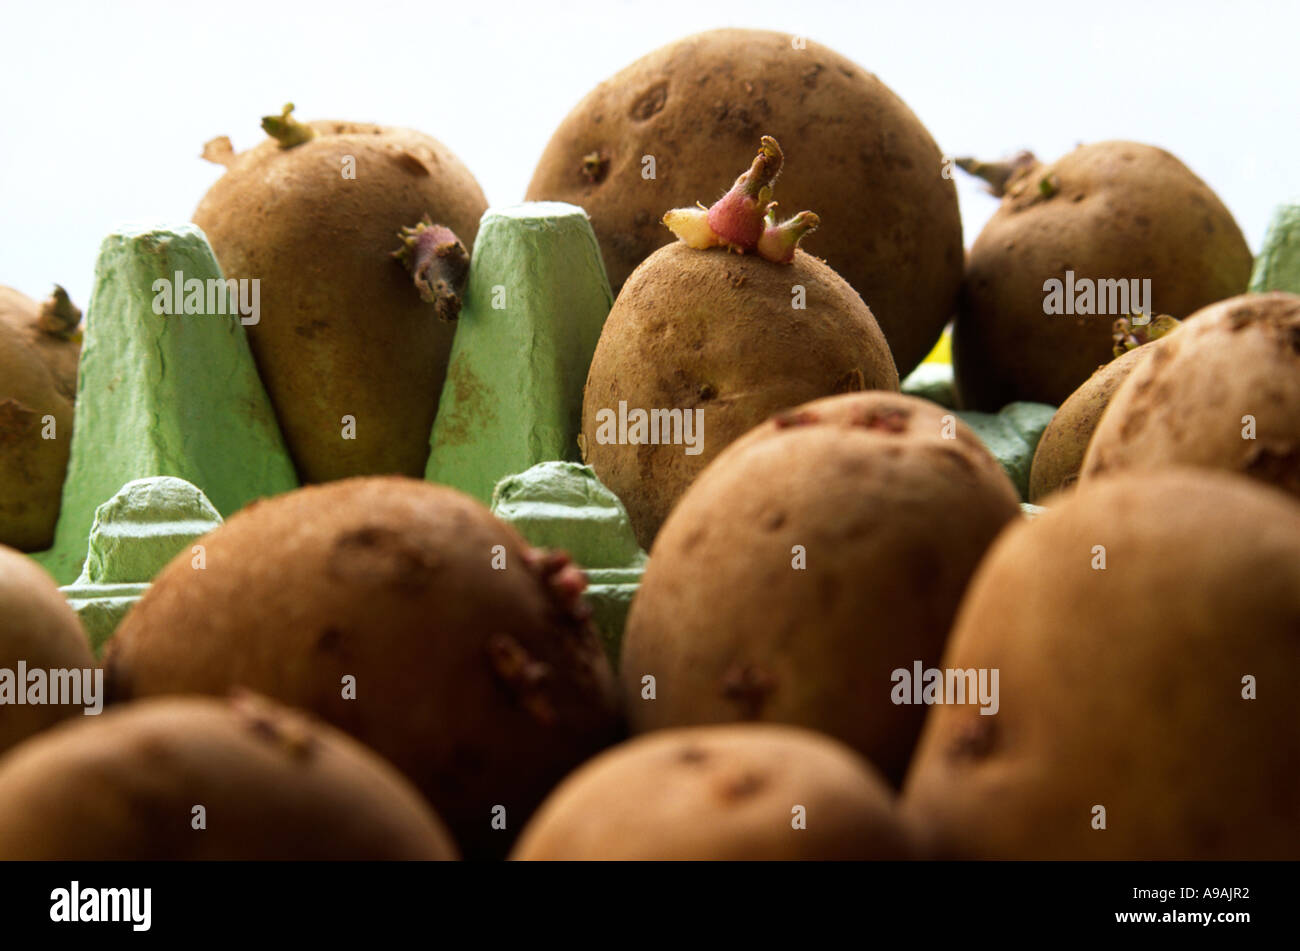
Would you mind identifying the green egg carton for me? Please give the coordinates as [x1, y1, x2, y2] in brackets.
[34, 223, 298, 586]
[1250, 199, 1300, 294]
[60, 476, 223, 655]
[492, 462, 647, 669]
[428, 202, 612, 504]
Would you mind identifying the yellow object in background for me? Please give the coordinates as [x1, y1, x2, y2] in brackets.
[922, 325, 953, 364]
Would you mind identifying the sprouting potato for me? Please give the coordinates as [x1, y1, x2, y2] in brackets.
[527, 28, 963, 378]
[1082, 292, 1300, 499]
[193, 106, 488, 482]
[954, 141, 1251, 409]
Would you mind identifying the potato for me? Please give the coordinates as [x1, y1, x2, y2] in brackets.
[903, 469, 1300, 858]
[104, 477, 620, 858]
[527, 28, 963, 377]
[0, 285, 80, 400]
[1027, 343, 1153, 502]
[0, 545, 93, 755]
[620, 392, 1020, 783]
[0, 289, 78, 551]
[581, 243, 898, 549]
[0, 694, 458, 859]
[1081, 292, 1300, 499]
[511, 724, 913, 860]
[955, 141, 1251, 409]
[193, 111, 488, 482]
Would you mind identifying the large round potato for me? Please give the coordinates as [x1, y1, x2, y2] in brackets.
[620, 392, 1020, 783]
[528, 28, 963, 377]
[104, 477, 620, 858]
[955, 141, 1251, 409]
[903, 469, 1300, 858]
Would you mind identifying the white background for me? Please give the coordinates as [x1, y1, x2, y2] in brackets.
[2, 0, 1297, 307]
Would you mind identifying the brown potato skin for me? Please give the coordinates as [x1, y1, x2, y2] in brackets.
[0, 546, 93, 755]
[193, 121, 488, 483]
[526, 28, 963, 377]
[104, 478, 620, 859]
[0, 316, 73, 552]
[1027, 343, 1155, 502]
[0, 694, 458, 859]
[511, 724, 914, 860]
[955, 141, 1252, 409]
[1081, 293, 1300, 499]
[581, 243, 899, 549]
[620, 392, 1020, 784]
[902, 469, 1300, 859]
[0, 286, 79, 400]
